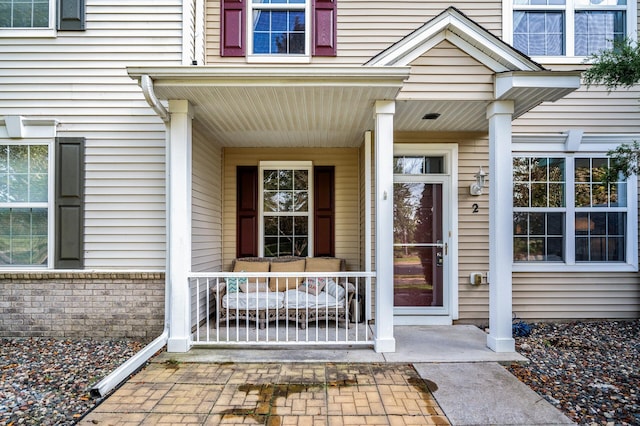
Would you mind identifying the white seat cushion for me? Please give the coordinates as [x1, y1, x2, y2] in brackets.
[222, 292, 284, 310]
[282, 290, 344, 308]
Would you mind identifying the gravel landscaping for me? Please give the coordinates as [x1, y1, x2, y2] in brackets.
[0, 320, 637, 425]
[507, 319, 639, 426]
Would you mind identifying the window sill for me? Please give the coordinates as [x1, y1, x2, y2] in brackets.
[246, 55, 312, 64]
[530, 56, 592, 66]
[513, 262, 638, 273]
[0, 28, 56, 38]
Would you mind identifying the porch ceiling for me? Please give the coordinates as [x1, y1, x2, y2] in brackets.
[128, 66, 411, 147]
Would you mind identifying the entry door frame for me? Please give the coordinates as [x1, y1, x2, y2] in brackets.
[393, 143, 459, 325]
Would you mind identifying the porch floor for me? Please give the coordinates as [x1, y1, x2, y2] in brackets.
[180, 324, 526, 363]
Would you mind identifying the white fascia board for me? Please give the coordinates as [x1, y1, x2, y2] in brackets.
[495, 71, 581, 99]
[128, 66, 411, 88]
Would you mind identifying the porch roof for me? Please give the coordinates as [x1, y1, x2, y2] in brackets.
[128, 63, 581, 146]
[127, 66, 410, 147]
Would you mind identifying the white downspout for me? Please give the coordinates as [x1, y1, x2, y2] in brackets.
[140, 74, 170, 123]
[90, 74, 173, 397]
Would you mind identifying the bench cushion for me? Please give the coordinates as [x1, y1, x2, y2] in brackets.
[269, 259, 305, 291]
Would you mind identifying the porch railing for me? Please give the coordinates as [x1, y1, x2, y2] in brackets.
[189, 271, 374, 346]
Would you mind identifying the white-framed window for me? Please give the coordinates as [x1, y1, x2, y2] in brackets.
[0, 142, 51, 266]
[504, 0, 637, 60]
[259, 161, 313, 257]
[0, 0, 56, 37]
[512, 151, 637, 271]
[248, 0, 310, 60]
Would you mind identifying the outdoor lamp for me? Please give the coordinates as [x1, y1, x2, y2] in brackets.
[470, 166, 487, 196]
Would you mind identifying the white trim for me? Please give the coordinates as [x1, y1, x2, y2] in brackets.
[364, 131, 373, 321]
[0, 0, 56, 37]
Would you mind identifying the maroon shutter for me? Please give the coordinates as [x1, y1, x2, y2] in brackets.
[312, 0, 337, 56]
[221, 0, 245, 57]
[314, 166, 335, 257]
[237, 166, 258, 257]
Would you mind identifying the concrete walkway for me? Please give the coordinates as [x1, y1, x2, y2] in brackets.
[80, 326, 575, 425]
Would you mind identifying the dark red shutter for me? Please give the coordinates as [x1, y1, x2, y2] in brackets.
[312, 0, 337, 56]
[237, 166, 258, 257]
[221, 0, 245, 57]
[314, 166, 335, 256]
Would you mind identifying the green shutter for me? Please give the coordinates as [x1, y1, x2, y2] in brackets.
[57, 0, 86, 31]
[55, 137, 85, 269]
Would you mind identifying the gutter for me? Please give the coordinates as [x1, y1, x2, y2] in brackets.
[89, 329, 168, 398]
[140, 74, 170, 123]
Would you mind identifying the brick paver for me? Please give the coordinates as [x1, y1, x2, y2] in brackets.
[79, 362, 450, 426]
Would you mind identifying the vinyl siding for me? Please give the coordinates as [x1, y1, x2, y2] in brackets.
[222, 147, 360, 271]
[0, 0, 184, 270]
[191, 124, 224, 273]
[398, 40, 495, 101]
[205, 0, 503, 65]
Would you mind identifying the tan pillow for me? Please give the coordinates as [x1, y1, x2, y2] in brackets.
[269, 259, 305, 291]
[305, 257, 342, 272]
[240, 282, 270, 293]
[233, 260, 270, 273]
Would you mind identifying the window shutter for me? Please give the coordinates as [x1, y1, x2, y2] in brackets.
[57, 0, 85, 31]
[236, 166, 258, 257]
[221, 0, 245, 57]
[314, 166, 335, 257]
[55, 137, 85, 269]
[312, 0, 337, 56]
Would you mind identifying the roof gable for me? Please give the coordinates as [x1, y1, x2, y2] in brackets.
[366, 7, 543, 72]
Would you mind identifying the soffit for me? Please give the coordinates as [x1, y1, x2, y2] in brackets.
[128, 66, 410, 147]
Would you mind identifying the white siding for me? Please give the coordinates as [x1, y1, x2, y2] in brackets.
[0, 0, 184, 269]
[205, 0, 503, 65]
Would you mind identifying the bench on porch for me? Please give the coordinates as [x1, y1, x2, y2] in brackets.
[213, 256, 358, 329]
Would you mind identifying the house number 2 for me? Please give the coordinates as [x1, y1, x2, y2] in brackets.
[472, 203, 479, 213]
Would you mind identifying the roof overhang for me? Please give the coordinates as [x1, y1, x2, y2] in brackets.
[495, 71, 583, 118]
[128, 66, 410, 147]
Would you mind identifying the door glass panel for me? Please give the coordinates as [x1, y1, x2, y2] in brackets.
[393, 183, 444, 308]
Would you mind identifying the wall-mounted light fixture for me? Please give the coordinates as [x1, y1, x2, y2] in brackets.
[470, 166, 487, 196]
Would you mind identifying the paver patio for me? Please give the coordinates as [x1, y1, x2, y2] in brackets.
[80, 361, 450, 425]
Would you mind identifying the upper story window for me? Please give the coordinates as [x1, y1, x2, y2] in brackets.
[221, 0, 337, 60]
[0, 0, 84, 36]
[250, 0, 308, 56]
[506, 0, 637, 59]
[0, 0, 49, 28]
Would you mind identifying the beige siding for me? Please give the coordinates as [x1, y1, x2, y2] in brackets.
[222, 148, 361, 271]
[205, 0, 503, 65]
[0, 1, 183, 269]
[513, 273, 640, 319]
[399, 41, 495, 101]
[191, 124, 224, 273]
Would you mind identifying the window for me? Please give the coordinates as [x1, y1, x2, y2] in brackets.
[251, 0, 307, 55]
[221, 0, 337, 58]
[513, 155, 631, 266]
[260, 162, 312, 257]
[0, 0, 49, 28]
[509, 0, 635, 57]
[0, 143, 49, 266]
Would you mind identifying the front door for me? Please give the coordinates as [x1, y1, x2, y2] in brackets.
[393, 151, 452, 322]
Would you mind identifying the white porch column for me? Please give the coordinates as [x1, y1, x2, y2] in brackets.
[486, 100, 516, 353]
[374, 100, 396, 353]
[166, 100, 193, 353]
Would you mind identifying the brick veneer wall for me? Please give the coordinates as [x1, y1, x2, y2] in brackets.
[0, 272, 165, 340]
